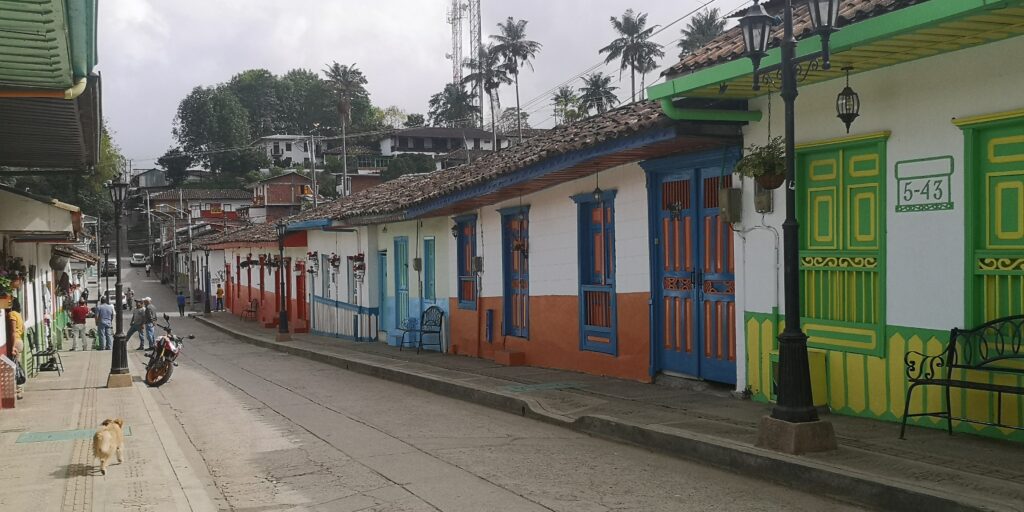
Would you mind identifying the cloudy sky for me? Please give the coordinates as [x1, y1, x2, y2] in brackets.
[99, 0, 745, 165]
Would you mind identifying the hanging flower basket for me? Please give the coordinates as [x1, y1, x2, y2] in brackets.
[736, 136, 786, 190]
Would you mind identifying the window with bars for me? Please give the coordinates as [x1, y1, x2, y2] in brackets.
[574, 190, 617, 355]
[501, 207, 529, 338]
[423, 237, 436, 302]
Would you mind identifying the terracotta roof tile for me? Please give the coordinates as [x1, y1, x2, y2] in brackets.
[149, 188, 251, 201]
[663, 0, 925, 77]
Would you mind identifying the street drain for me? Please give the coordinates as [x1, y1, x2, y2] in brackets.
[16, 426, 134, 443]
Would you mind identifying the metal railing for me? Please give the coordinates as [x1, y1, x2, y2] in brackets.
[311, 295, 379, 342]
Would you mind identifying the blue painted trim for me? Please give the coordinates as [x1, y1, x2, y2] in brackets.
[576, 197, 618, 356]
[453, 213, 478, 223]
[645, 169, 657, 378]
[639, 147, 741, 175]
[500, 208, 529, 338]
[456, 216, 477, 310]
[407, 126, 679, 218]
[571, 189, 618, 204]
[311, 294, 379, 315]
[286, 219, 331, 231]
[497, 205, 530, 215]
[423, 238, 436, 301]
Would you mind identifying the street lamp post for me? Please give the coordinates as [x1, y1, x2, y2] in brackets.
[204, 248, 212, 314]
[105, 178, 132, 388]
[102, 243, 111, 294]
[739, 0, 839, 453]
[276, 221, 290, 341]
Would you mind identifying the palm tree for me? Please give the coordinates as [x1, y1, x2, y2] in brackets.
[462, 44, 512, 152]
[636, 54, 660, 101]
[578, 73, 619, 116]
[427, 83, 478, 128]
[551, 86, 580, 125]
[599, 9, 664, 103]
[491, 17, 542, 144]
[678, 8, 727, 56]
[323, 62, 368, 196]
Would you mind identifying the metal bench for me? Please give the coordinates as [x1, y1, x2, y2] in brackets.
[901, 314, 1024, 438]
[27, 328, 63, 377]
[242, 299, 259, 321]
[398, 306, 445, 354]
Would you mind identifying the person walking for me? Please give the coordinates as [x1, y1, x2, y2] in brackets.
[95, 296, 115, 350]
[215, 284, 224, 311]
[143, 297, 157, 349]
[127, 301, 147, 350]
[8, 298, 25, 399]
[176, 291, 186, 317]
[145, 263, 152, 277]
[70, 299, 90, 351]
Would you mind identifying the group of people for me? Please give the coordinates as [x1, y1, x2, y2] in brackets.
[66, 295, 159, 351]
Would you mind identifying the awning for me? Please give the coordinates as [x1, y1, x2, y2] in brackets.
[648, 0, 1024, 103]
[53, 245, 100, 264]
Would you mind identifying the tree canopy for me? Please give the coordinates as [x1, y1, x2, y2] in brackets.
[599, 9, 664, 103]
[428, 83, 479, 128]
[157, 147, 193, 186]
[678, 8, 727, 56]
[579, 72, 620, 115]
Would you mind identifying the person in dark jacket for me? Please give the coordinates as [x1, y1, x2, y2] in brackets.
[176, 292, 186, 317]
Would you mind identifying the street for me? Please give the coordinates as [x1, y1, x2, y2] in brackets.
[123, 267, 861, 512]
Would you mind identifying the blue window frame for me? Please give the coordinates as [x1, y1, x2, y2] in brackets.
[455, 214, 477, 309]
[500, 206, 529, 338]
[572, 190, 617, 355]
[394, 237, 410, 326]
[423, 237, 436, 302]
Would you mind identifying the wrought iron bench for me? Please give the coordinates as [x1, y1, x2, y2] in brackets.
[242, 299, 259, 321]
[901, 314, 1024, 439]
[398, 306, 445, 354]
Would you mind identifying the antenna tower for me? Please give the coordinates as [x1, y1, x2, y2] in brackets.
[446, 1, 465, 85]
[467, 0, 483, 127]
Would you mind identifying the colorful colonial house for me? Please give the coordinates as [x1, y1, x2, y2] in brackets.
[648, 0, 1024, 440]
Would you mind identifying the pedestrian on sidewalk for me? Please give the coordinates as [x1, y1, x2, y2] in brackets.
[96, 297, 114, 350]
[143, 297, 157, 349]
[70, 299, 90, 351]
[8, 298, 25, 399]
[176, 291, 186, 317]
[126, 301, 147, 350]
[145, 263, 151, 277]
[215, 284, 224, 311]
[126, 287, 134, 305]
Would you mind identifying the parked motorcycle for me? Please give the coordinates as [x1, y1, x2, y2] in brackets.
[144, 313, 194, 387]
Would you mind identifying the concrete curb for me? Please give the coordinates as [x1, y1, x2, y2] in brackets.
[197, 317, 1006, 512]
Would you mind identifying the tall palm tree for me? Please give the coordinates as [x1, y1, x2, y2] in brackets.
[491, 17, 542, 144]
[678, 8, 727, 55]
[636, 54, 660, 101]
[462, 44, 512, 152]
[578, 73, 619, 116]
[551, 86, 580, 125]
[323, 62, 368, 196]
[599, 9, 664, 103]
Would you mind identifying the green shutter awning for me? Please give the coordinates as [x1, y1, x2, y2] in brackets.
[0, 0, 98, 90]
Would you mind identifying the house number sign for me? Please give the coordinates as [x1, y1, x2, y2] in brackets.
[895, 156, 954, 213]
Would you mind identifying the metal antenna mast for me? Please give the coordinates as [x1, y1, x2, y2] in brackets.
[467, 0, 483, 128]
[446, 0, 465, 85]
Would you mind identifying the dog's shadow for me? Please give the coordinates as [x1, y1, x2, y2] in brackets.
[52, 463, 102, 478]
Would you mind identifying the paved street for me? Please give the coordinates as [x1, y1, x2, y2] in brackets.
[123, 269, 861, 512]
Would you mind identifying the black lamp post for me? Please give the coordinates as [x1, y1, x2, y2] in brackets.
[203, 247, 212, 314]
[739, 0, 840, 451]
[276, 220, 290, 340]
[105, 178, 131, 388]
[102, 243, 111, 294]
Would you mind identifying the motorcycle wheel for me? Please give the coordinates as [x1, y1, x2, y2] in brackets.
[144, 360, 174, 387]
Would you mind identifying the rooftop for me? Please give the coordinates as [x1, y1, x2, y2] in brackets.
[149, 189, 252, 201]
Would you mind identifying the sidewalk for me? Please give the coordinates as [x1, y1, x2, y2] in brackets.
[0, 349, 216, 511]
[198, 312, 1024, 512]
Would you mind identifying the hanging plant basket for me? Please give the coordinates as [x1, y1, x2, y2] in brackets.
[736, 136, 786, 190]
[756, 173, 786, 190]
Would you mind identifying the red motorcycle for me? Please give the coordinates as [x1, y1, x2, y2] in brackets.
[144, 314, 194, 387]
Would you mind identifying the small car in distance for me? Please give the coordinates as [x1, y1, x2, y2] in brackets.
[130, 253, 147, 267]
[101, 258, 118, 277]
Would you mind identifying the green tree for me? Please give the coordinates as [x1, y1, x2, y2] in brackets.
[579, 72, 620, 115]
[383, 154, 435, 181]
[372, 105, 407, 129]
[225, 69, 285, 139]
[551, 86, 581, 125]
[599, 9, 664, 103]
[497, 107, 530, 136]
[172, 86, 259, 175]
[427, 83, 478, 128]
[157, 147, 193, 186]
[404, 113, 426, 128]
[462, 44, 512, 151]
[279, 68, 338, 135]
[323, 62, 369, 194]
[678, 8, 726, 56]
[491, 17, 541, 143]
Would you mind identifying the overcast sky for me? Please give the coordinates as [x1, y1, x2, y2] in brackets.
[99, 0, 745, 165]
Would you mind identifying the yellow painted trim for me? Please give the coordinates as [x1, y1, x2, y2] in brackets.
[953, 108, 1024, 128]
[796, 131, 892, 151]
[805, 322, 878, 350]
[852, 191, 878, 243]
[809, 159, 838, 181]
[994, 181, 1024, 240]
[811, 193, 836, 244]
[848, 154, 880, 178]
[988, 134, 1024, 164]
[985, 171, 1024, 249]
[847, 184, 880, 250]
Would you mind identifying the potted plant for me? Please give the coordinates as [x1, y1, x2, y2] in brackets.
[735, 136, 786, 190]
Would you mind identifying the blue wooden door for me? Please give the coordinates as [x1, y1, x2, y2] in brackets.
[377, 251, 387, 332]
[393, 237, 409, 328]
[502, 210, 529, 337]
[653, 170, 736, 384]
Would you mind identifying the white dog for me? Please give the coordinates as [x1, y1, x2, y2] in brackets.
[92, 418, 125, 475]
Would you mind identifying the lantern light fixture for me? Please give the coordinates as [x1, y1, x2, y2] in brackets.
[836, 67, 860, 133]
[451, 223, 459, 239]
[806, 0, 841, 69]
[739, 0, 773, 89]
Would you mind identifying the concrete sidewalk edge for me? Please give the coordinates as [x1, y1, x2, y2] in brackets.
[196, 316, 1003, 512]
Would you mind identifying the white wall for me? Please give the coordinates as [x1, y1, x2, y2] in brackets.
[736, 35, 1024, 334]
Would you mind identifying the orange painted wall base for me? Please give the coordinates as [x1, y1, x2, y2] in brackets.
[449, 293, 651, 382]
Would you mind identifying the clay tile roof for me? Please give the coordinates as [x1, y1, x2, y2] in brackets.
[149, 188, 251, 201]
[290, 101, 669, 226]
[201, 222, 279, 246]
[663, 0, 925, 77]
